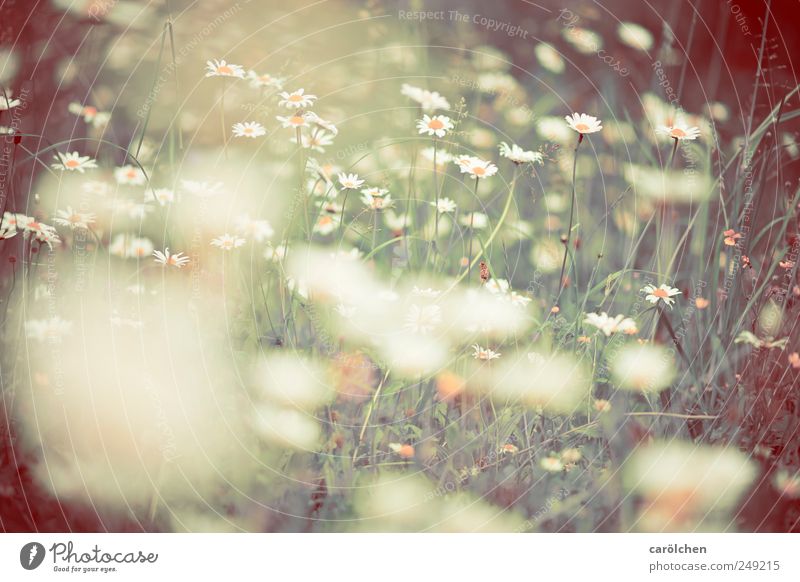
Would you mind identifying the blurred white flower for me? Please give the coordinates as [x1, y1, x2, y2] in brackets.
[459, 211, 489, 230]
[612, 343, 675, 392]
[401, 83, 450, 112]
[404, 304, 442, 335]
[210, 234, 246, 250]
[257, 354, 333, 410]
[499, 142, 543, 164]
[204, 59, 245, 78]
[584, 312, 638, 336]
[276, 112, 311, 129]
[53, 207, 96, 229]
[534, 43, 565, 73]
[431, 197, 456, 213]
[247, 70, 283, 89]
[114, 164, 147, 186]
[144, 187, 175, 206]
[618, 22, 654, 51]
[234, 214, 273, 242]
[68, 102, 110, 127]
[623, 441, 757, 531]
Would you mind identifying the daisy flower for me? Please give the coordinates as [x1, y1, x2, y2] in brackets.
[53, 207, 96, 229]
[305, 112, 338, 135]
[234, 214, 274, 242]
[153, 247, 190, 268]
[431, 197, 456, 213]
[68, 102, 110, 127]
[144, 188, 175, 206]
[210, 234, 246, 250]
[642, 284, 682, 308]
[19, 216, 61, 249]
[416, 114, 453, 138]
[51, 151, 98, 173]
[472, 344, 501, 360]
[247, 70, 283, 90]
[499, 142, 544, 164]
[294, 131, 334, 153]
[361, 192, 393, 210]
[313, 214, 340, 236]
[338, 173, 364, 190]
[276, 113, 311, 129]
[361, 186, 389, 198]
[657, 124, 700, 141]
[401, 83, 450, 112]
[278, 88, 317, 109]
[114, 164, 147, 186]
[454, 155, 498, 179]
[565, 112, 603, 135]
[459, 211, 489, 230]
[204, 59, 245, 78]
[232, 121, 266, 138]
[584, 312, 638, 336]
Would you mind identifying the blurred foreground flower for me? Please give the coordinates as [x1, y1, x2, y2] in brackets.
[623, 441, 756, 531]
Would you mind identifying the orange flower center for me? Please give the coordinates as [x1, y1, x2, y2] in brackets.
[65, 159, 80, 168]
[289, 94, 303, 102]
[290, 116, 304, 125]
[575, 123, 589, 132]
[653, 288, 669, 298]
[671, 128, 686, 138]
[472, 166, 486, 176]
[217, 65, 232, 74]
[319, 216, 332, 225]
[126, 170, 137, 178]
[428, 119, 444, 130]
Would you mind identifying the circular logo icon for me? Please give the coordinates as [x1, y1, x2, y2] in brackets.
[20, 542, 46, 570]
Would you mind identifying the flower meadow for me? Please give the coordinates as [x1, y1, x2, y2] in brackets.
[1, 0, 800, 534]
